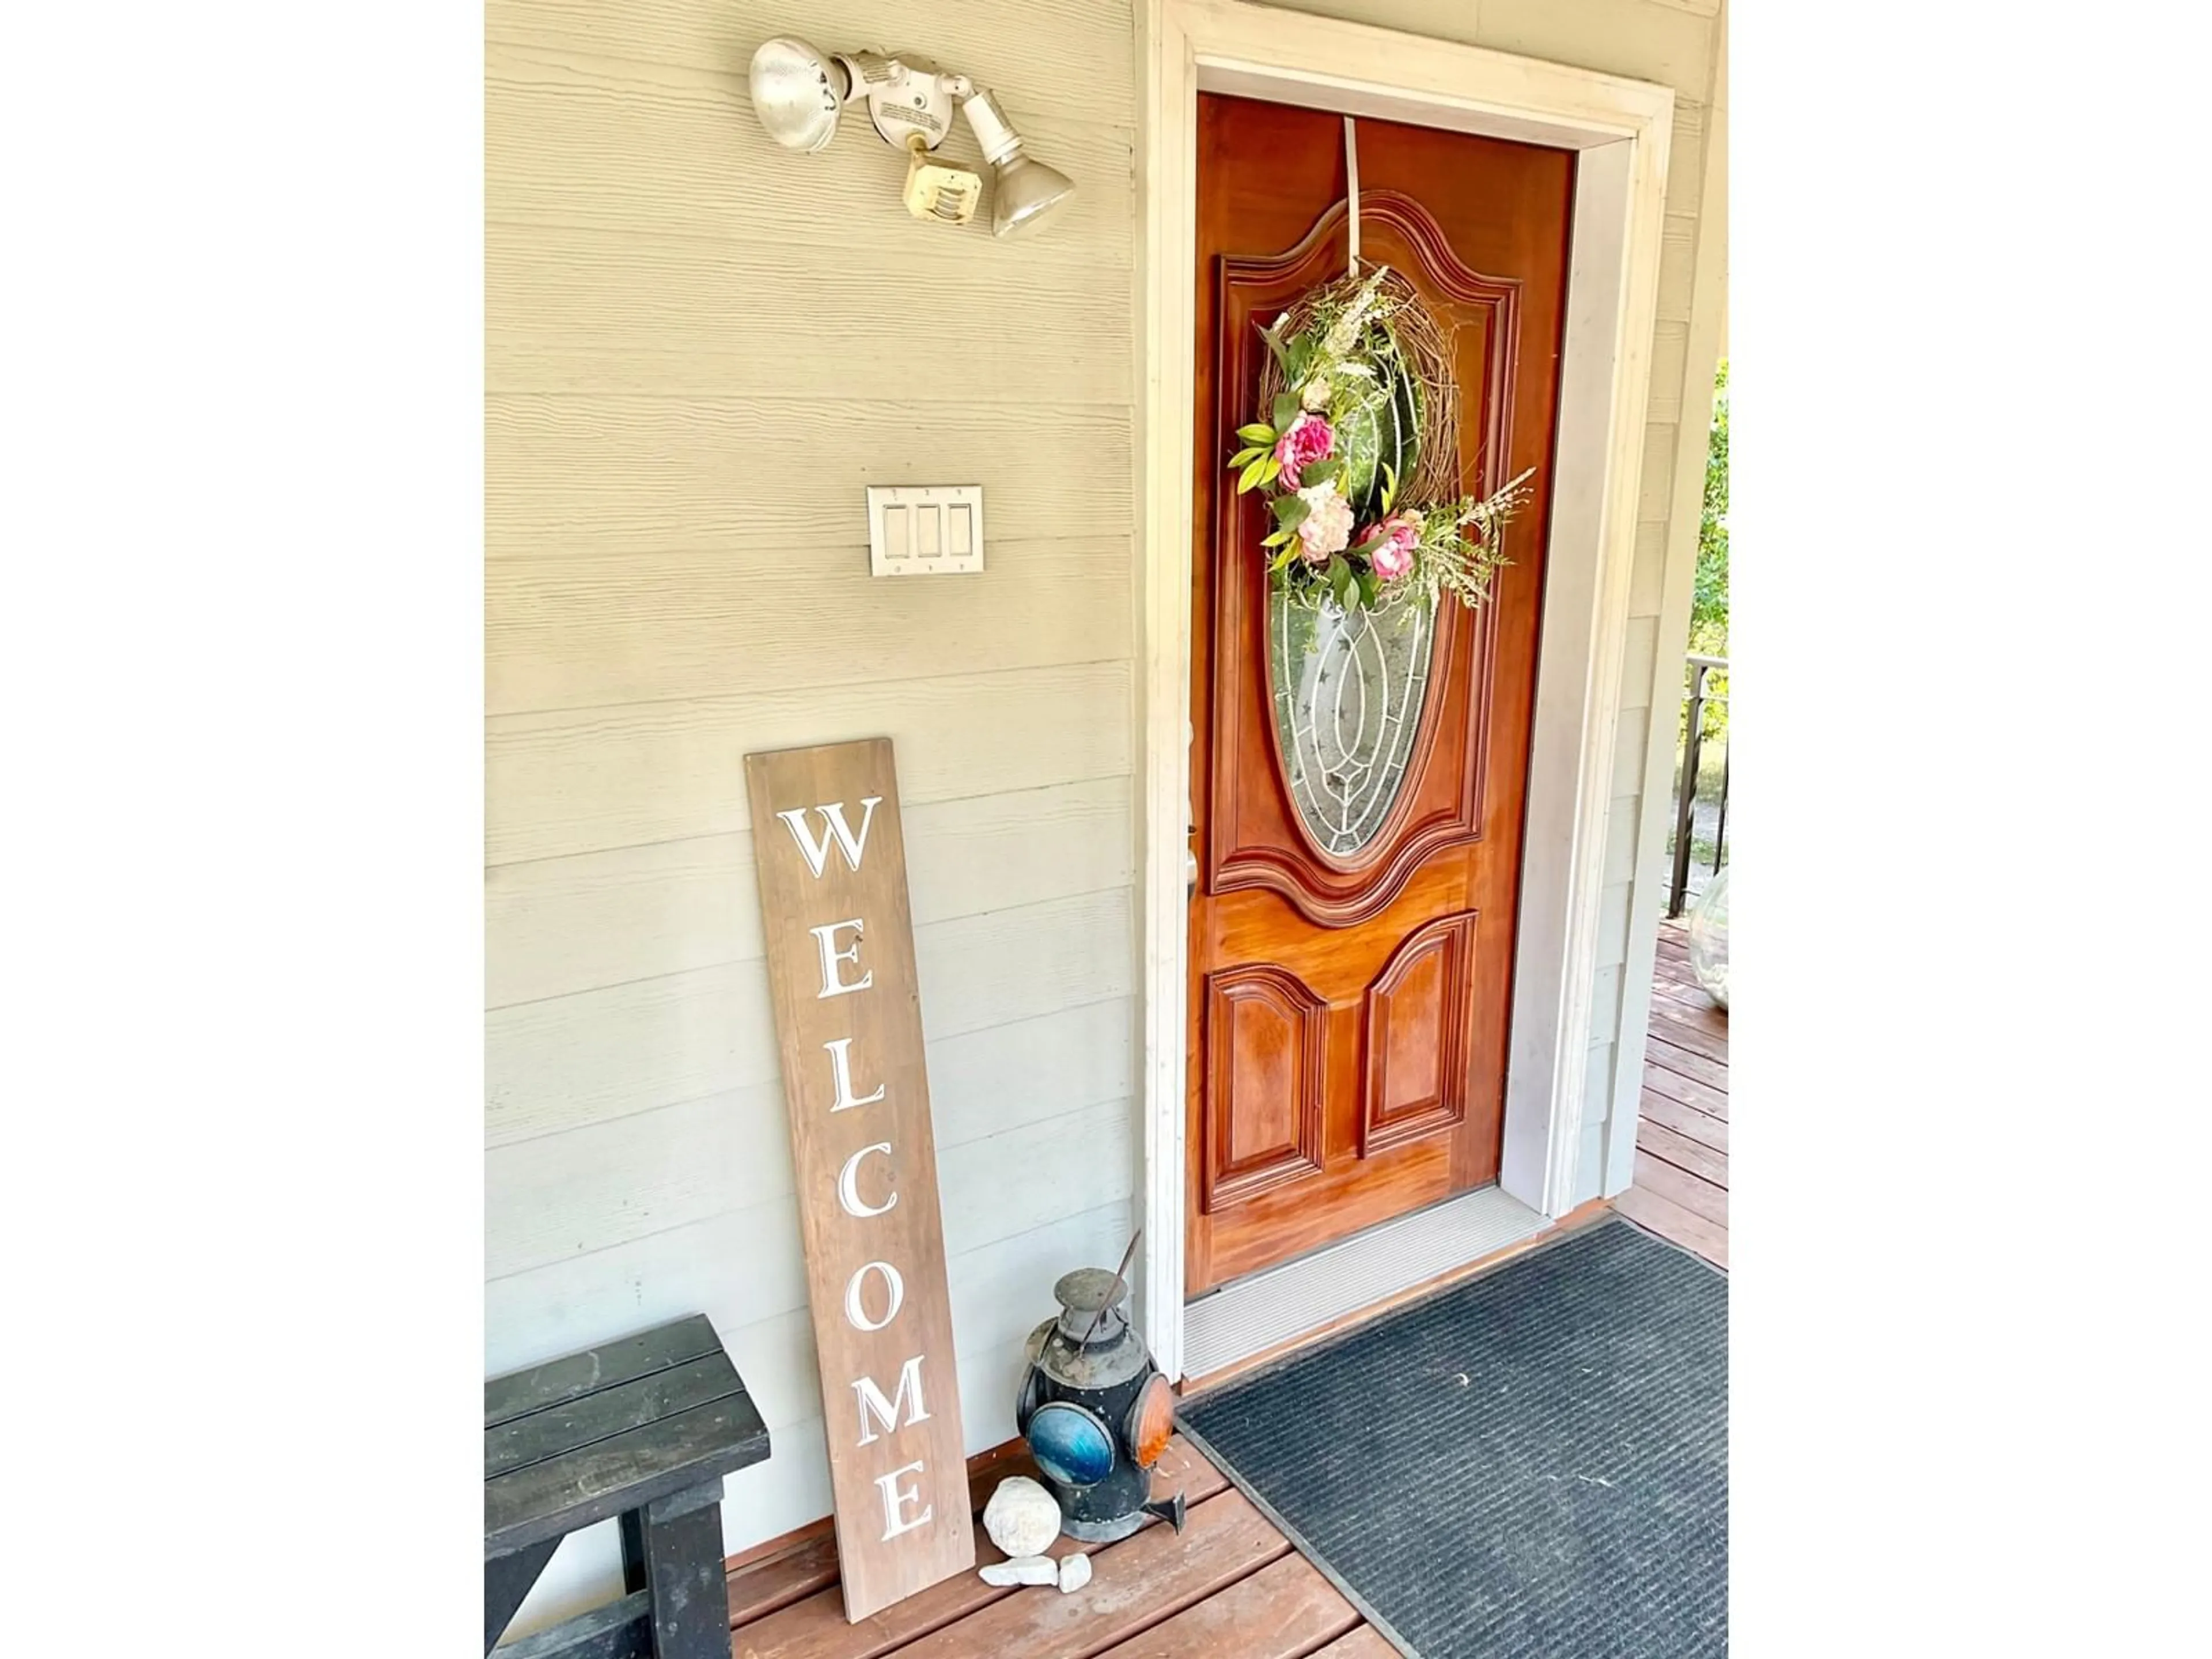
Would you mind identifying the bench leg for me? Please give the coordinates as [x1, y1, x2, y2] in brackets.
[485, 1538, 561, 1655]
[619, 1482, 730, 1659]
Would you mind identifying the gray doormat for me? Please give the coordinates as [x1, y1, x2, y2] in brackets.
[1177, 1217, 1727, 1658]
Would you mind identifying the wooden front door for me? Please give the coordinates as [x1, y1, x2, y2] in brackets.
[1185, 95, 1574, 1297]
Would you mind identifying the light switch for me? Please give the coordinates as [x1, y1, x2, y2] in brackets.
[867, 485, 984, 576]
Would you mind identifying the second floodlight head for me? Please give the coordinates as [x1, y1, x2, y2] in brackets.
[749, 37, 972, 156]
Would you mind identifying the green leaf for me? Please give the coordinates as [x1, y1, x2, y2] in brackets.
[1270, 494, 1310, 529]
[1237, 454, 1271, 492]
[1269, 543, 1301, 573]
[1272, 392, 1299, 431]
[1301, 458, 1343, 487]
[1262, 527, 1296, 550]
[1381, 460, 1398, 513]
[1259, 455, 1282, 487]
[1230, 445, 1267, 468]
[1354, 569, 1380, 609]
[1328, 556, 1353, 607]
[1288, 337, 1314, 384]
[1236, 423, 1277, 445]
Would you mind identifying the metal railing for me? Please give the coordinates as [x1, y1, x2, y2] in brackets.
[1666, 654, 1728, 918]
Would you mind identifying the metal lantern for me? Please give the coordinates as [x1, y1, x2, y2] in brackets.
[1015, 1266, 1186, 1544]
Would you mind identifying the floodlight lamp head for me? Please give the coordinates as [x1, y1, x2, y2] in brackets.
[960, 88, 1077, 238]
[748, 36, 849, 153]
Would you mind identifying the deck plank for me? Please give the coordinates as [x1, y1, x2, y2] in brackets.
[726, 1437, 1234, 1657]
[1086, 1550, 1361, 1659]
[883, 1488, 1293, 1659]
[726, 1533, 842, 1627]
[1643, 1058, 1728, 1121]
[1650, 990, 1722, 1028]
[1636, 1119, 1727, 1188]
[1310, 1630, 1402, 1659]
[1625, 918, 1730, 1268]
[1645, 1036, 1728, 1097]
[1637, 1089, 1728, 1154]
[1633, 1153, 1728, 1226]
[1615, 1184, 1728, 1268]
[1645, 1039, 1725, 1106]
[733, 1518, 1079, 1659]
[1645, 1006, 1728, 1064]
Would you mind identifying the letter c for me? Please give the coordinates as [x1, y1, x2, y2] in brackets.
[836, 1142, 899, 1219]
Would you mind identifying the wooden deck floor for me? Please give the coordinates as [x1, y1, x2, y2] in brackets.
[1612, 916, 1729, 1268]
[724, 1436, 1387, 1659]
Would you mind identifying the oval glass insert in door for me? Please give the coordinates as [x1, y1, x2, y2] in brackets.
[1268, 591, 1435, 859]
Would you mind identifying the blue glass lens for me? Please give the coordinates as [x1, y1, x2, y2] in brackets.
[1025, 1401, 1116, 1488]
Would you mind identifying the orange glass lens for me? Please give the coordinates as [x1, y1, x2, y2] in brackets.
[1126, 1373, 1175, 1468]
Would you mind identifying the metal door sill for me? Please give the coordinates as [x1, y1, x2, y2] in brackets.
[1181, 1185, 1549, 1382]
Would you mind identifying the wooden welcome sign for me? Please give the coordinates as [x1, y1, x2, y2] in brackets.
[743, 738, 972, 1621]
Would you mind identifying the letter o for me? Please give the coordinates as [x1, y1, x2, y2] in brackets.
[844, 1260, 906, 1332]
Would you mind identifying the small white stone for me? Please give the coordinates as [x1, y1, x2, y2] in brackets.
[1056, 1553, 1093, 1594]
[983, 1475, 1062, 1558]
[979, 1555, 1059, 1588]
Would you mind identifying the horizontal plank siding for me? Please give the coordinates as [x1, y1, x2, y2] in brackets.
[487, 661, 1133, 865]
[484, 0, 1137, 114]
[487, 396, 1133, 562]
[486, 48, 1135, 255]
[488, 541, 1131, 717]
[487, 888, 1132, 1145]
[488, 224, 1134, 402]
[487, 779, 1133, 1006]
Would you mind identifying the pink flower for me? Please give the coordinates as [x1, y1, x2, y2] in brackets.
[1295, 483, 1353, 563]
[1365, 510, 1423, 581]
[1273, 412, 1334, 490]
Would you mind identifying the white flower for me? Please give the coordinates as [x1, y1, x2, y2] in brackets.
[1294, 482, 1353, 564]
[1300, 377, 1332, 411]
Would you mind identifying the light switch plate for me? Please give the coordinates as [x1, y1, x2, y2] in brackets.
[867, 485, 984, 576]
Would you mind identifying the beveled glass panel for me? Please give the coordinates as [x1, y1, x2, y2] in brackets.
[1269, 591, 1434, 858]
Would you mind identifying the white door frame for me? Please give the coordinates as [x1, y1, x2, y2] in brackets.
[1136, 0, 1675, 1383]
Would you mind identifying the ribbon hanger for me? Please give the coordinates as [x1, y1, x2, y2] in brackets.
[1344, 115, 1360, 276]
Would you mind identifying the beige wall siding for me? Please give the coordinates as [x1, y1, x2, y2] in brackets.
[486, 0, 1724, 1628]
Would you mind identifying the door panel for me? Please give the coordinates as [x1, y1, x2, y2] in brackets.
[1186, 95, 1574, 1297]
[1361, 910, 1476, 1157]
[1200, 964, 1327, 1212]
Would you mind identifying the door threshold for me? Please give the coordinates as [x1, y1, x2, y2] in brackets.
[1180, 1186, 1551, 1387]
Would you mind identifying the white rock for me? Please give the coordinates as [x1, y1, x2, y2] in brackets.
[979, 1555, 1059, 1588]
[1057, 1553, 1093, 1594]
[983, 1475, 1062, 1558]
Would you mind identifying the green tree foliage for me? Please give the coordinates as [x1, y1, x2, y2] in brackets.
[1673, 360, 1729, 774]
[1690, 359, 1728, 657]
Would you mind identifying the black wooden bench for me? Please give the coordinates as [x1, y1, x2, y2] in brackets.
[484, 1315, 770, 1658]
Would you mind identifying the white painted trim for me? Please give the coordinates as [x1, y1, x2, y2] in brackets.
[1605, 77, 1729, 1198]
[1136, 0, 1675, 1382]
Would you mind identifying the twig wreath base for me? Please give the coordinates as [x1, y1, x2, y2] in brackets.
[1228, 263, 1536, 618]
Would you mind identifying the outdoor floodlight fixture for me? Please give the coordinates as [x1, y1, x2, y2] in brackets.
[748, 36, 1077, 237]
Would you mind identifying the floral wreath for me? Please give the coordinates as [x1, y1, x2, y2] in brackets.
[1227, 264, 1535, 617]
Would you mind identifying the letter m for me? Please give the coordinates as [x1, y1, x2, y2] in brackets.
[776, 796, 882, 878]
[852, 1354, 931, 1448]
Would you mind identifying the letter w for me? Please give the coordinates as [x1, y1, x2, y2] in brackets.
[776, 796, 882, 878]
[852, 1354, 931, 1448]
